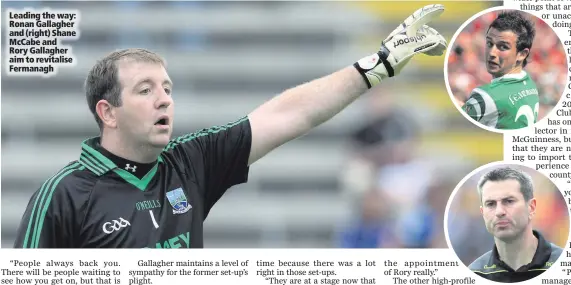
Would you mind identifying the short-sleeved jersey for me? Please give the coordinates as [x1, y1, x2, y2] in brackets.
[13, 117, 252, 248]
[462, 71, 539, 130]
[468, 230, 562, 283]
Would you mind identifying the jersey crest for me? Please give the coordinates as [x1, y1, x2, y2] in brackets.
[166, 188, 192, 214]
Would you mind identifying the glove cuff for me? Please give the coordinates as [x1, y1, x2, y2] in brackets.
[353, 47, 395, 89]
[353, 61, 374, 89]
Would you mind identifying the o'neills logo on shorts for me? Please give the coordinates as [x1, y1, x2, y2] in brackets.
[393, 34, 427, 48]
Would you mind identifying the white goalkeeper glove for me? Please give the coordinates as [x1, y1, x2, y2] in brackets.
[354, 4, 448, 88]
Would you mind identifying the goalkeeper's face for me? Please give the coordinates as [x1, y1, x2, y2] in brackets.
[485, 28, 528, 78]
[114, 60, 174, 148]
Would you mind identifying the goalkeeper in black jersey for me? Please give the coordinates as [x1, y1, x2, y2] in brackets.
[14, 4, 447, 248]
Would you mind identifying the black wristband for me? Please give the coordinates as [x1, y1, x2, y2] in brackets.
[378, 45, 394, 78]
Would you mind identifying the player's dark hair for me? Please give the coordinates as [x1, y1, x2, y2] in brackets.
[487, 10, 535, 67]
[477, 166, 534, 205]
[84, 48, 166, 130]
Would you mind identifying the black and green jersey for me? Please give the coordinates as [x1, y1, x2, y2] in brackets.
[468, 230, 562, 283]
[13, 117, 252, 248]
[462, 71, 539, 130]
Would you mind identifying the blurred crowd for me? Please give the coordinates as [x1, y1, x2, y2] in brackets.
[7, 1, 208, 50]
[336, 93, 462, 249]
[333, 3, 512, 249]
[448, 11, 567, 120]
[336, 90, 568, 251]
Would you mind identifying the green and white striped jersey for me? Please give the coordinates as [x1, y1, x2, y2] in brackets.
[462, 71, 539, 130]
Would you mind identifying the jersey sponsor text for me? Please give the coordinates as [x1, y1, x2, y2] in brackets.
[508, 88, 538, 105]
[147, 231, 190, 248]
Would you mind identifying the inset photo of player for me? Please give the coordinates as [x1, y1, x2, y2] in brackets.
[445, 163, 568, 283]
[445, 8, 567, 132]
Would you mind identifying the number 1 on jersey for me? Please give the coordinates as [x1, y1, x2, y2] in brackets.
[149, 210, 159, 229]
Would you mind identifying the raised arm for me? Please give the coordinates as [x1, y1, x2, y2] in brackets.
[247, 4, 448, 165]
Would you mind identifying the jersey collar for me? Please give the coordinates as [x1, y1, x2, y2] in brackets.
[491, 71, 527, 84]
[489, 230, 552, 272]
[78, 137, 164, 177]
